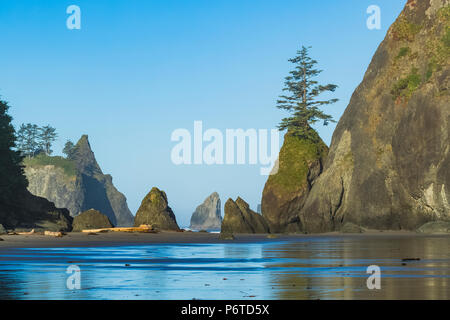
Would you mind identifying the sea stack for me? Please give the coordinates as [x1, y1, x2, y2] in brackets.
[134, 187, 180, 231]
[299, 1, 450, 233]
[190, 192, 222, 231]
[221, 197, 270, 234]
[261, 131, 328, 233]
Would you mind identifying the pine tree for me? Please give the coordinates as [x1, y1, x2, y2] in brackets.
[62, 140, 75, 158]
[0, 99, 28, 203]
[16, 123, 44, 157]
[39, 125, 58, 155]
[277, 46, 338, 140]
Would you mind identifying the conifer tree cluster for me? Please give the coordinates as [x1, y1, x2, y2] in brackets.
[0, 99, 28, 202]
[16, 123, 58, 157]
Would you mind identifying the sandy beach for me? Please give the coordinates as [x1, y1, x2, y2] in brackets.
[0, 230, 442, 249]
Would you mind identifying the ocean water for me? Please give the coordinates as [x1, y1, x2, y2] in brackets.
[0, 235, 449, 300]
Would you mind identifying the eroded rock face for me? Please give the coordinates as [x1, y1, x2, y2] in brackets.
[25, 135, 134, 227]
[221, 197, 270, 234]
[134, 187, 180, 231]
[261, 132, 328, 233]
[72, 209, 113, 232]
[190, 192, 222, 230]
[300, 0, 450, 233]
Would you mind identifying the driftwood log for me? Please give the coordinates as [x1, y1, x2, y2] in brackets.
[81, 224, 155, 234]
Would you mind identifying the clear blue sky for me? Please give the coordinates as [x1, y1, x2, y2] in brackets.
[0, 0, 406, 227]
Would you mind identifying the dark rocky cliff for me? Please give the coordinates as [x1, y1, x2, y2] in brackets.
[299, 0, 450, 232]
[25, 135, 134, 227]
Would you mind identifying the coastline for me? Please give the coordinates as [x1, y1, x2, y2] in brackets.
[0, 230, 446, 249]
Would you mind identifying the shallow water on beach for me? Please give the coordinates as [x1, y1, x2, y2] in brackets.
[0, 235, 449, 300]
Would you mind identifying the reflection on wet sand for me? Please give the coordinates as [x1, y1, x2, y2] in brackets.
[265, 236, 450, 299]
[0, 235, 449, 299]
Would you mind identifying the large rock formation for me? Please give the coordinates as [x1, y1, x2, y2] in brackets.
[0, 190, 73, 232]
[189, 192, 222, 230]
[24, 135, 134, 227]
[221, 197, 270, 234]
[299, 0, 450, 232]
[134, 187, 180, 231]
[261, 132, 328, 233]
[72, 209, 113, 232]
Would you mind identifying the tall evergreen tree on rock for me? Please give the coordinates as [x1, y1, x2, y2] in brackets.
[277, 46, 338, 140]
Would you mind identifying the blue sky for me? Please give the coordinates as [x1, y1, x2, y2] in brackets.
[0, 0, 406, 227]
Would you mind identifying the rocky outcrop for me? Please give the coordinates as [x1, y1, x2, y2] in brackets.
[261, 132, 328, 233]
[299, 1, 450, 233]
[189, 192, 222, 230]
[0, 224, 7, 235]
[25, 135, 134, 227]
[0, 190, 73, 232]
[340, 223, 366, 234]
[417, 221, 450, 234]
[72, 209, 113, 232]
[134, 187, 180, 231]
[221, 197, 270, 234]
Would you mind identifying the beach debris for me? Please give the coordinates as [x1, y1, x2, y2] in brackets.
[17, 229, 35, 235]
[0, 237, 4, 241]
[125, 264, 130, 267]
[7, 232, 18, 235]
[81, 224, 155, 234]
[87, 232, 98, 236]
[223, 278, 228, 280]
[219, 233, 235, 240]
[402, 258, 421, 262]
[267, 234, 278, 239]
[44, 231, 63, 237]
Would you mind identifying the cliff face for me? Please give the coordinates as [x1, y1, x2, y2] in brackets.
[190, 192, 222, 230]
[221, 197, 270, 234]
[299, 0, 450, 232]
[0, 190, 72, 232]
[24, 135, 134, 227]
[134, 187, 180, 231]
[261, 132, 328, 233]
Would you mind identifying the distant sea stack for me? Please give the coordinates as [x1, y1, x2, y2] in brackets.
[261, 132, 328, 233]
[221, 197, 270, 234]
[134, 187, 180, 231]
[24, 135, 134, 227]
[189, 192, 222, 230]
[299, 1, 450, 232]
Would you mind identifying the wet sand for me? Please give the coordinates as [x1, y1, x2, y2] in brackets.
[0, 230, 442, 249]
[1, 231, 449, 299]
